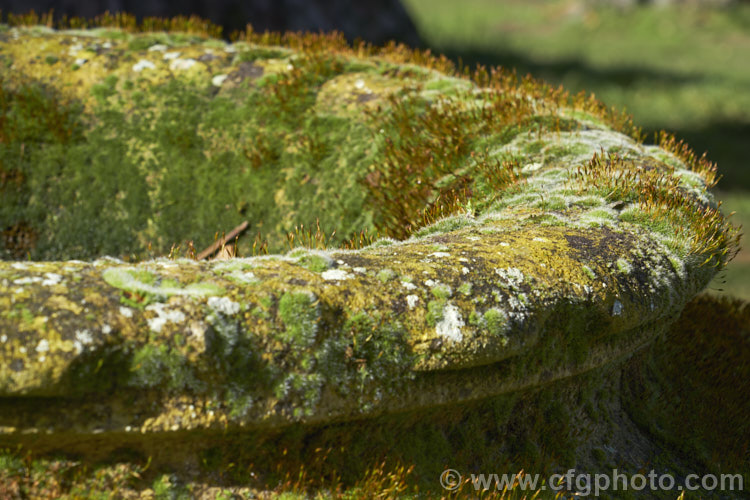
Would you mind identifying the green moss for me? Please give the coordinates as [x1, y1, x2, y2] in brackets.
[576, 196, 607, 208]
[430, 283, 452, 300]
[426, 299, 445, 326]
[482, 308, 509, 341]
[251, 306, 268, 319]
[97, 29, 128, 40]
[7, 46, 371, 257]
[619, 207, 675, 239]
[296, 254, 331, 273]
[0, 451, 24, 474]
[127, 34, 169, 51]
[152, 473, 189, 499]
[497, 115, 581, 145]
[160, 278, 181, 289]
[423, 77, 470, 92]
[0, 26, 741, 493]
[20, 307, 34, 324]
[523, 139, 546, 155]
[535, 196, 567, 211]
[278, 292, 319, 347]
[90, 74, 119, 103]
[468, 310, 480, 326]
[0, 309, 19, 320]
[584, 208, 615, 220]
[582, 265, 596, 280]
[102, 268, 225, 300]
[0, 449, 145, 498]
[128, 344, 198, 392]
[3, 29, 732, 267]
[238, 47, 290, 62]
[376, 268, 396, 283]
[128, 269, 157, 285]
[317, 311, 414, 411]
[0, 78, 154, 260]
[616, 258, 632, 274]
[414, 216, 476, 238]
[534, 215, 568, 227]
[258, 295, 273, 310]
[119, 291, 155, 309]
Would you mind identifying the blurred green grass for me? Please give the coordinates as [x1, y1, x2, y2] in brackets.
[403, 0, 749, 299]
[708, 191, 750, 300]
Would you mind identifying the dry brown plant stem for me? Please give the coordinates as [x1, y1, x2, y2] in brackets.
[196, 220, 249, 260]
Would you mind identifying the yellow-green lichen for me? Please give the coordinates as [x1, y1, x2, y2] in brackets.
[102, 267, 226, 299]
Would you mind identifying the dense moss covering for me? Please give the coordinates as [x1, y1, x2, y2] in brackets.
[0, 21, 736, 263]
[0, 15, 745, 499]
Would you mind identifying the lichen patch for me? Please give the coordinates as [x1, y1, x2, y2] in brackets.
[435, 303, 464, 342]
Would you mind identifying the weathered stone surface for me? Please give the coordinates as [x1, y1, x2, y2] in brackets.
[0, 22, 742, 494]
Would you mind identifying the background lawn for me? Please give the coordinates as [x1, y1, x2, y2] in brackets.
[403, 0, 749, 299]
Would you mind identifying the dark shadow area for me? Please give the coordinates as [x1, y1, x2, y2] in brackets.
[436, 45, 707, 89]
[0, 365, 665, 493]
[648, 121, 750, 190]
[0, 0, 423, 46]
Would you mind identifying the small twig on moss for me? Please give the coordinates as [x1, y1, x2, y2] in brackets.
[196, 220, 249, 260]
